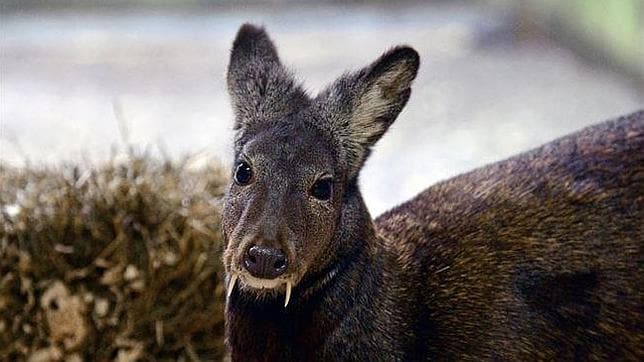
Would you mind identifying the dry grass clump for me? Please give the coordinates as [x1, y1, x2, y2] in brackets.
[0, 152, 229, 361]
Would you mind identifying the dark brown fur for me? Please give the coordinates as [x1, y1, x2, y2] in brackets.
[377, 111, 644, 359]
[222, 24, 643, 360]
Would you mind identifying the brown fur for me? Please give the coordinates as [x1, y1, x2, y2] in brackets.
[222, 23, 643, 360]
[377, 111, 644, 359]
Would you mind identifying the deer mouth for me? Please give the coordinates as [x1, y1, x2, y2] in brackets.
[226, 271, 294, 307]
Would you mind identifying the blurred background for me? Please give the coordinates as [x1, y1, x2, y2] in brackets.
[1, 0, 642, 216]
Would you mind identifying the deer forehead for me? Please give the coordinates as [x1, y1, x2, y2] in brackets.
[240, 122, 338, 170]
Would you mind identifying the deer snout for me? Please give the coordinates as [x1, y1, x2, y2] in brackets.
[243, 245, 288, 279]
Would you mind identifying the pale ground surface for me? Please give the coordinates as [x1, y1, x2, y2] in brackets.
[1, 3, 642, 215]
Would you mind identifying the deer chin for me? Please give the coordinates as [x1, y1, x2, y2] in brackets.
[241, 275, 284, 289]
[227, 272, 294, 307]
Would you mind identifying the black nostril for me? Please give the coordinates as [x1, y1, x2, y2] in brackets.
[274, 259, 285, 270]
[243, 245, 288, 279]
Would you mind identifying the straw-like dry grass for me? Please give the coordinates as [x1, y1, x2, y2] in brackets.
[0, 152, 229, 361]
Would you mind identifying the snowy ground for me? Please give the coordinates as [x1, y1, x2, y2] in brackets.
[1, 2, 641, 215]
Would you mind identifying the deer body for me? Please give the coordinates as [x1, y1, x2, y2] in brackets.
[377, 111, 643, 359]
[222, 24, 643, 360]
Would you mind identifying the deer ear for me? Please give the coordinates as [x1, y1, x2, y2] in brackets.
[228, 23, 280, 72]
[227, 24, 308, 131]
[318, 46, 420, 176]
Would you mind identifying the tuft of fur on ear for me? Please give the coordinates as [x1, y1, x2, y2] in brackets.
[227, 24, 309, 131]
[315, 46, 420, 177]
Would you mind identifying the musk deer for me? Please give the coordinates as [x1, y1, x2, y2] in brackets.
[221, 24, 643, 360]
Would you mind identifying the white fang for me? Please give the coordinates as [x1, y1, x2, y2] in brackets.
[284, 281, 292, 307]
[227, 274, 238, 298]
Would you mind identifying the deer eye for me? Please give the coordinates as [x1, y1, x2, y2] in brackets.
[234, 161, 253, 186]
[310, 178, 333, 201]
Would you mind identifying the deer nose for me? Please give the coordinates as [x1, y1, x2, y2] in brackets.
[243, 245, 288, 279]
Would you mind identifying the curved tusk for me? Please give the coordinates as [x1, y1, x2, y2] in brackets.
[227, 274, 238, 299]
[284, 280, 292, 308]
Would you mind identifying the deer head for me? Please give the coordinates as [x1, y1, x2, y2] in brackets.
[222, 24, 419, 306]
